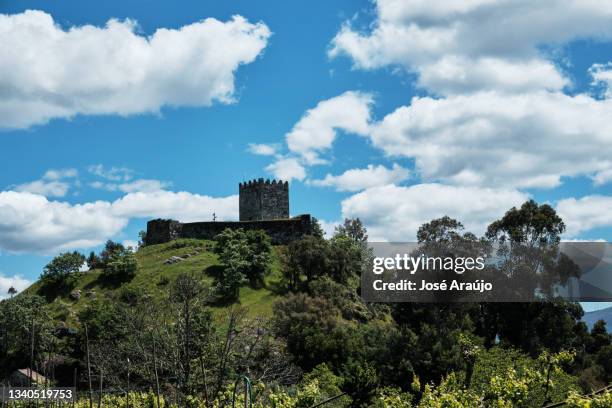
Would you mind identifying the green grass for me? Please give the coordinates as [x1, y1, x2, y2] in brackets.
[25, 239, 285, 324]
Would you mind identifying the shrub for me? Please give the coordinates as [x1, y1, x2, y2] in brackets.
[40, 251, 85, 293]
[101, 247, 138, 283]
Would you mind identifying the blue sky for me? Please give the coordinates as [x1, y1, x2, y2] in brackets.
[1, 1, 612, 311]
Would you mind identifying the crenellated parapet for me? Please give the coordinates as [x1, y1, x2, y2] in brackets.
[238, 178, 289, 190]
[239, 178, 289, 221]
[145, 180, 308, 246]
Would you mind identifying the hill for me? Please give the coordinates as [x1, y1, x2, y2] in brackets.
[23, 239, 284, 324]
[583, 306, 612, 329]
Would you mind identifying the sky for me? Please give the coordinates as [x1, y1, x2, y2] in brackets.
[1, 1, 612, 310]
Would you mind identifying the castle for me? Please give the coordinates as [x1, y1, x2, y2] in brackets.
[145, 179, 312, 245]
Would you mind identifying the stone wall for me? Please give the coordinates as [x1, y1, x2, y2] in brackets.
[146, 214, 312, 245]
[239, 179, 289, 221]
[145, 219, 182, 244]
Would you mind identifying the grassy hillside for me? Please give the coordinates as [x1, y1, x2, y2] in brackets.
[24, 238, 284, 324]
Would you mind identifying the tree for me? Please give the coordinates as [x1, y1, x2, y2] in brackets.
[100, 247, 138, 283]
[334, 218, 368, 244]
[486, 200, 565, 246]
[40, 251, 85, 292]
[99, 240, 125, 266]
[243, 230, 273, 287]
[328, 236, 363, 284]
[311, 217, 326, 238]
[482, 201, 584, 355]
[281, 235, 330, 291]
[7, 286, 17, 298]
[170, 274, 213, 399]
[86, 251, 102, 270]
[0, 295, 53, 378]
[138, 230, 147, 247]
[214, 229, 273, 299]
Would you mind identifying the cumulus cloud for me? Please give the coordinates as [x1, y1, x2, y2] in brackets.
[263, 91, 374, 182]
[590, 62, 612, 98]
[13, 168, 78, 197]
[265, 158, 306, 182]
[122, 240, 139, 250]
[0, 273, 32, 299]
[317, 219, 340, 238]
[310, 163, 409, 192]
[556, 195, 612, 237]
[0, 191, 125, 252]
[247, 143, 279, 156]
[329, 0, 612, 95]
[341, 183, 528, 241]
[286, 91, 373, 164]
[14, 180, 71, 197]
[91, 179, 170, 193]
[88, 165, 134, 182]
[0, 190, 237, 253]
[370, 91, 612, 189]
[0, 10, 271, 129]
[111, 190, 237, 223]
[43, 168, 78, 180]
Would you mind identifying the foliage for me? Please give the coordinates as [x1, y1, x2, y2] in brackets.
[100, 246, 138, 282]
[214, 228, 273, 300]
[281, 235, 329, 291]
[87, 251, 102, 270]
[0, 295, 53, 377]
[40, 251, 85, 292]
[100, 240, 126, 266]
[4, 208, 612, 407]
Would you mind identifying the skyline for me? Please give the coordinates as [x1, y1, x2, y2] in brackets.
[1, 0, 612, 307]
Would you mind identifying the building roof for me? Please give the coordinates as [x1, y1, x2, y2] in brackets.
[15, 368, 47, 383]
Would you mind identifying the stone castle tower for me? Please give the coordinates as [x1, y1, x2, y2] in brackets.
[239, 178, 289, 221]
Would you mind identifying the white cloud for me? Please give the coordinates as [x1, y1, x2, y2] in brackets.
[14, 180, 70, 197]
[0, 273, 32, 299]
[111, 190, 237, 223]
[247, 143, 279, 156]
[0, 191, 125, 252]
[556, 195, 612, 237]
[122, 240, 139, 250]
[341, 183, 528, 241]
[0, 190, 237, 254]
[0, 10, 271, 129]
[317, 219, 340, 238]
[265, 158, 306, 182]
[43, 168, 78, 180]
[592, 169, 612, 186]
[330, 0, 612, 95]
[590, 62, 612, 98]
[13, 167, 79, 197]
[370, 91, 612, 189]
[91, 179, 170, 193]
[117, 179, 170, 193]
[286, 91, 373, 164]
[88, 165, 134, 182]
[310, 163, 410, 192]
[262, 91, 374, 183]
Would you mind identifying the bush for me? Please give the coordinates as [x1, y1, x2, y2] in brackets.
[100, 247, 138, 283]
[40, 251, 85, 293]
[213, 228, 273, 300]
[100, 240, 125, 266]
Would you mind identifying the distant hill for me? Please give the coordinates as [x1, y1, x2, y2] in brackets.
[583, 306, 612, 330]
[23, 239, 283, 325]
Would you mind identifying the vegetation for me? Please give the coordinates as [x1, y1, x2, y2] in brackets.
[1, 200, 611, 407]
[40, 251, 85, 294]
[213, 228, 273, 300]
